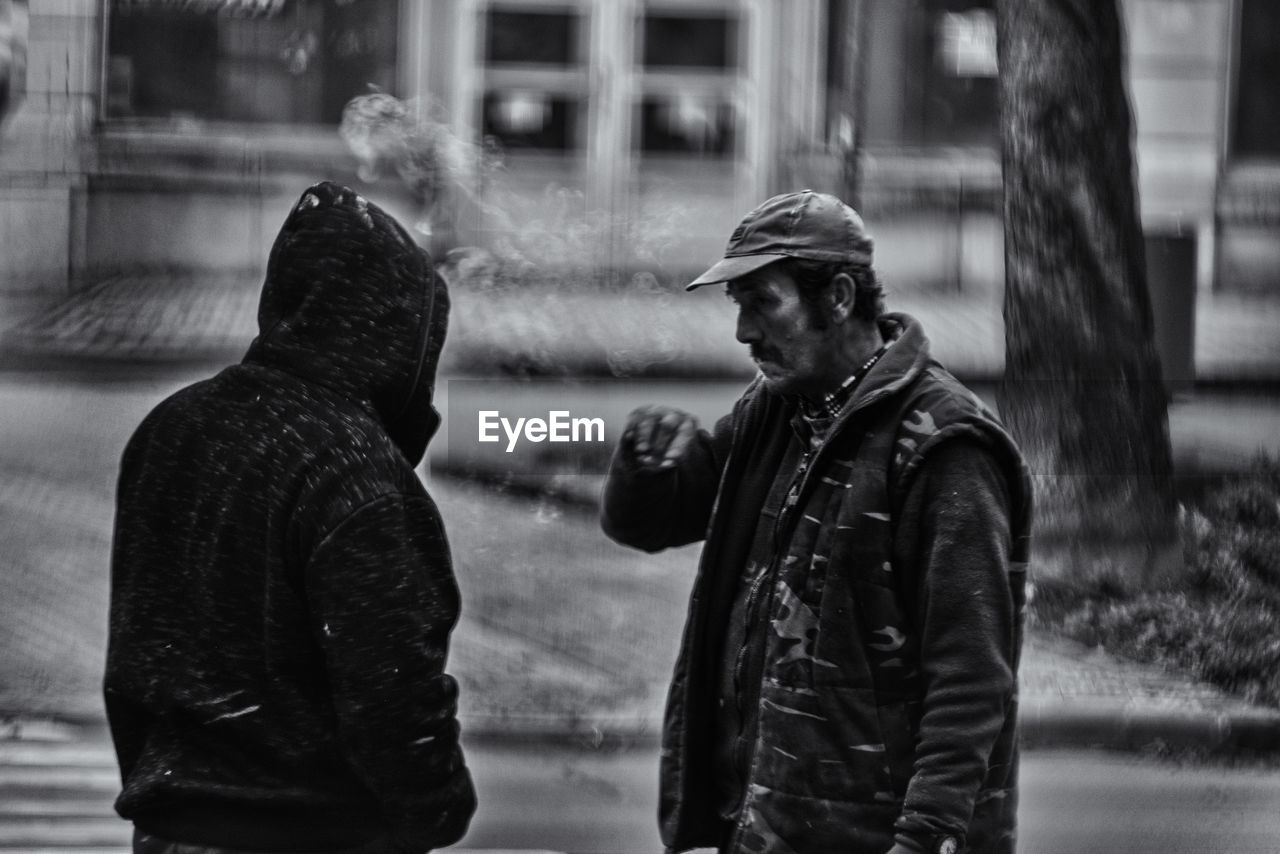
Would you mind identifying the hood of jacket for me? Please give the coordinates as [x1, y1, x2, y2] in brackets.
[243, 181, 448, 466]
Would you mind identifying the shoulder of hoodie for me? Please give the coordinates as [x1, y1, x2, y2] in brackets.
[172, 363, 426, 499]
[274, 371, 426, 490]
[237, 367, 439, 547]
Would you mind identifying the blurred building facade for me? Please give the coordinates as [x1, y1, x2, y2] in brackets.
[0, 0, 1275, 373]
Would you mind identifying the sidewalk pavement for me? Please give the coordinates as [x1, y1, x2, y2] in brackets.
[2, 462, 1279, 759]
[1018, 633, 1280, 755]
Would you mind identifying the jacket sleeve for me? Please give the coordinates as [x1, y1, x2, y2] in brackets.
[599, 411, 734, 553]
[891, 437, 1018, 849]
[305, 493, 476, 853]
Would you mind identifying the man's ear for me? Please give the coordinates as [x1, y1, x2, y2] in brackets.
[828, 272, 856, 324]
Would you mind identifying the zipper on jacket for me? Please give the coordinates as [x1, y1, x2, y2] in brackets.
[732, 436, 815, 717]
[725, 441, 815, 836]
[777, 444, 818, 545]
[727, 542, 794, 845]
[731, 562, 774, 695]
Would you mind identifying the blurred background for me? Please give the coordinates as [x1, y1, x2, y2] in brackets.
[1, 1, 1279, 852]
[4, 0, 1280, 367]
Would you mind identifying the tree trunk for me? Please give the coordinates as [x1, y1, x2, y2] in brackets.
[996, 0, 1180, 584]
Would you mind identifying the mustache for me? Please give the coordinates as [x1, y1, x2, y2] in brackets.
[750, 345, 781, 363]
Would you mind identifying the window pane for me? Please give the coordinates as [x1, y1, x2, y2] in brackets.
[920, 2, 997, 146]
[935, 8, 996, 77]
[107, 10, 219, 119]
[485, 9, 579, 66]
[483, 90, 580, 151]
[638, 95, 734, 156]
[106, 0, 398, 124]
[642, 14, 737, 69]
[1234, 0, 1280, 157]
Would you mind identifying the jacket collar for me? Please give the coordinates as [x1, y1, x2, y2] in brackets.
[842, 312, 932, 416]
[750, 312, 932, 451]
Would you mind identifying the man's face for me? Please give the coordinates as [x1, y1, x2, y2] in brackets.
[726, 263, 837, 399]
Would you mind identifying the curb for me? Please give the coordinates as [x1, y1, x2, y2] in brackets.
[460, 713, 662, 750]
[1019, 699, 1280, 755]
[461, 703, 1280, 756]
[459, 704, 1280, 756]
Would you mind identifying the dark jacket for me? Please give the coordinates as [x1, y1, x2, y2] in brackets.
[602, 315, 1032, 854]
[104, 182, 475, 852]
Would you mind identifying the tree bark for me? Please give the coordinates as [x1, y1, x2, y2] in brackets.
[996, 0, 1180, 584]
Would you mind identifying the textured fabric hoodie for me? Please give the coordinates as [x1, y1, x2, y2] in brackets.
[105, 181, 475, 852]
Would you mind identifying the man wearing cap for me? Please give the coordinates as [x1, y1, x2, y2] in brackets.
[601, 190, 1031, 854]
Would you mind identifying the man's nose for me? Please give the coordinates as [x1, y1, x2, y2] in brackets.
[735, 311, 761, 344]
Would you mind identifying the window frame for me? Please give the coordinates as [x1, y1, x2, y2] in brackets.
[631, 2, 748, 163]
[94, 0, 419, 178]
[471, 1, 591, 158]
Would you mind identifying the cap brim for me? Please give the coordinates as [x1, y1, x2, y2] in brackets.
[684, 254, 788, 290]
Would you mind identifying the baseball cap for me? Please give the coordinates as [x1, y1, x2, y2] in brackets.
[686, 189, 874, 290]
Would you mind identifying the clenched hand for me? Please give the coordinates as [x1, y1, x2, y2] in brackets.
[620, 405, 699, 470]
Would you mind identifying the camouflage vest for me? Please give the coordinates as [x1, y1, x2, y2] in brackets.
[719, 364, 1031, 854]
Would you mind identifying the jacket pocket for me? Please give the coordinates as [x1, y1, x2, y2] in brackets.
[753, 681, 898, 804]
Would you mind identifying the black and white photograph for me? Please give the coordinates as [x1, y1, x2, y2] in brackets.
[1, 1, 1279, 852]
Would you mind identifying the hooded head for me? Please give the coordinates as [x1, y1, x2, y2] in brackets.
[244, 181, 448, 466]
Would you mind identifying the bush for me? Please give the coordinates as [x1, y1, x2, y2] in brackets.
[1030, 453, 1280, 708]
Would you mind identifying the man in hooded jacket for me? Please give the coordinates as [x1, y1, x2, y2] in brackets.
[104, 181, 475, 853]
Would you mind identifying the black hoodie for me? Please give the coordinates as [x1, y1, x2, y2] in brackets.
[104, 182, 475, 852]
